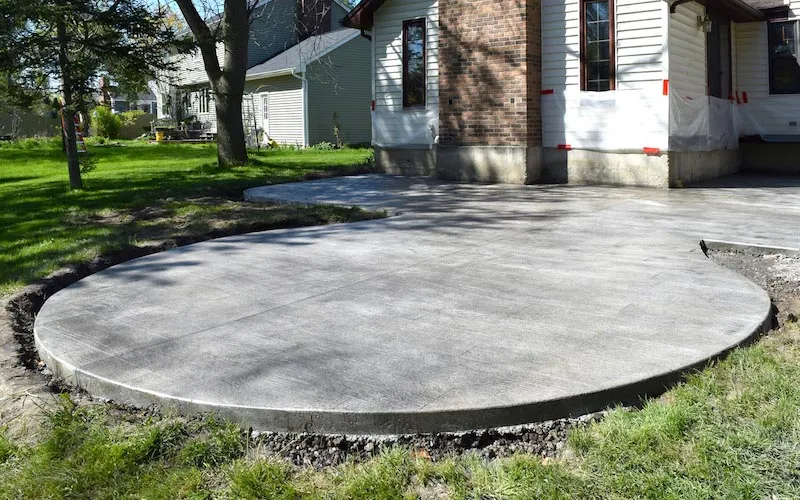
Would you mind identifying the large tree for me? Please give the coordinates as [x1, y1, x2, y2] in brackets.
[0, 0, 186, 189]
[171, 0, 333, 167]
[172, 0, 256, 167]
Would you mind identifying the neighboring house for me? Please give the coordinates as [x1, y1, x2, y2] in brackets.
[345, 0, 800, 187]
[154, 0, 371, 147]
[98, 79, 158, 114]
[109, 92, 158, 115]
[245, 29, 372, 146]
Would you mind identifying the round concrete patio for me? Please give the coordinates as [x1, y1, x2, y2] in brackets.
[34, 175, 800, 433]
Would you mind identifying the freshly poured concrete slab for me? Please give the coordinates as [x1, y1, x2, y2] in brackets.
[35, 175, 800, 433]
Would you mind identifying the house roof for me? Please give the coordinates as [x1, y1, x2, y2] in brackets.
[341, 0, 385, 30]
[246, 28, 361, 80]
[344, 0, 767, 30]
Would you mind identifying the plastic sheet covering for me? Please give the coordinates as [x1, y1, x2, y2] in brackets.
[669, 90, 738, 151]
[541, 90, 669, 151]
[372, 107, 439, 148]
[734, 98, 789, 138]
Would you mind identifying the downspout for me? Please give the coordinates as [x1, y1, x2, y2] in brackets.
[291, 67, 309, 148]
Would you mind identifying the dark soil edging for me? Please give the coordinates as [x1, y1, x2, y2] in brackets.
[8, 204, 797, 468]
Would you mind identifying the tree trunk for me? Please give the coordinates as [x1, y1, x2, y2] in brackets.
[173, 0, 251, 167]
[212, 76, 248, 167]
[56, 17, 82, 190]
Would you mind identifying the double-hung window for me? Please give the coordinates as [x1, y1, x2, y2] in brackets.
[581, 0, 615, 91]
[198, 89, 211, 113]
[769, 20, 800, 94]
[402, 18, 426, 107]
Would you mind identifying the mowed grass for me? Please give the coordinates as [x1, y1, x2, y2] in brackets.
[3, 140, 800, 498]
[1, 321, 799, 499]
[0, 139, 377, 297]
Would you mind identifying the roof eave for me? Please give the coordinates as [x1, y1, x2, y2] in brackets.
[720, 0, 767, 21]
[342, 0, 385, 30]
[245, 68, 297, 81]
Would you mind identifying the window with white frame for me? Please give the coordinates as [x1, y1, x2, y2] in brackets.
[262, 96, 269, 121]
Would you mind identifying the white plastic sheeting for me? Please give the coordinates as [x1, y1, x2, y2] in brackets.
[541, 90, 669, 152]
[669, 90, 738, 151]
[372, 107, 439, 148]
[372, 90, 788, 151]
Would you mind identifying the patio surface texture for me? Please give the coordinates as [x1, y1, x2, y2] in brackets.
[34, 174, 800, 434]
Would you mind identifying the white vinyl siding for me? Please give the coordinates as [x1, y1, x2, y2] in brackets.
[541, 0, 667, 150]
[734, 1, 800, 135]
[248, 75, 305, 145]
[668, 1, 706, 96]
[541, 0, 664, 92]
[734, 22, 769, 95]
[306, 35, 373, 145]
[373, 0, 439, 112]
[171, 44, 227, 87]
[616, 0, 664, 90]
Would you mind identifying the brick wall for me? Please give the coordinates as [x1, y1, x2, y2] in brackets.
[438, 0, 542, 147]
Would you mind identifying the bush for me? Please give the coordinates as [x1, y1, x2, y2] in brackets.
[119, 109, 146, 127]
[312, 141, 336, 151]
[92, 106, 122, 139]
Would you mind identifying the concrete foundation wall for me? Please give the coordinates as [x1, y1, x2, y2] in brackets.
[379, 146, 744, 188]
[668, 150, 741, 187]
[542, 149, 670, 188]
[741, 143, 800, 176]
[436, 146, 542, 184]
[376, 147, 436, 177]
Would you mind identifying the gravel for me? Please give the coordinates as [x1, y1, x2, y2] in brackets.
[247, 412, 605, 469]
[708, 248, 800, 326]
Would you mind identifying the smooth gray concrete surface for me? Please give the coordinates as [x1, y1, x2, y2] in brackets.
[35, 174, 800, 433]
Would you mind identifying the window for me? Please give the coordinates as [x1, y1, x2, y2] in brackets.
[262, 96, 269, 121]
[198, 89, 211, 113]
[402, 19, 426, 107]
[769, 20, 800, 94]
[581, 0, 615, 91]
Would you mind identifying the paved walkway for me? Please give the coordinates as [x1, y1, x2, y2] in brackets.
[35, 175, 800, 433]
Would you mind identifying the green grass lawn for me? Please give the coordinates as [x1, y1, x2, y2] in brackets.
[0, 139, 376, 297]
[2, 140, 800, 498]
[2, 321, 798, 499]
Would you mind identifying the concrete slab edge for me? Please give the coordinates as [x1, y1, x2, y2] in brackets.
[243, 187, 400, 216]
[33, 299, 774, 435]
[702, 239, 800, 256]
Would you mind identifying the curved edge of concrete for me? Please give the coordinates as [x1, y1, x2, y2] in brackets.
[34, 283, 774, 435]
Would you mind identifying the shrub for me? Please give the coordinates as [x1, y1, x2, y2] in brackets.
[312, 141, 336, 151]
[119, 109, 146, 127]
[92, 106, 122, 139]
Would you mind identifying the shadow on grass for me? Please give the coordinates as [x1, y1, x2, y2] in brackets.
[0, 142, 376, 294]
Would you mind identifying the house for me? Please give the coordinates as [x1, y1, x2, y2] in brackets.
[106, 93, 157, 115]
[344, 0, 800, 187]
[98, 79, 158, 114]
[153, 0, 371, 147]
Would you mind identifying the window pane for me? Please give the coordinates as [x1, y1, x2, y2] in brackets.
[598, 21, 609, 41]
[404, 19, 426, 107]
[596, 2, 608, 21]
[769, 21, 800, 94]
[587, 22, 598, 42]
[583, 0, 612, 92]
[586, 3, 597, 22]
[599, 41, 610, 60]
